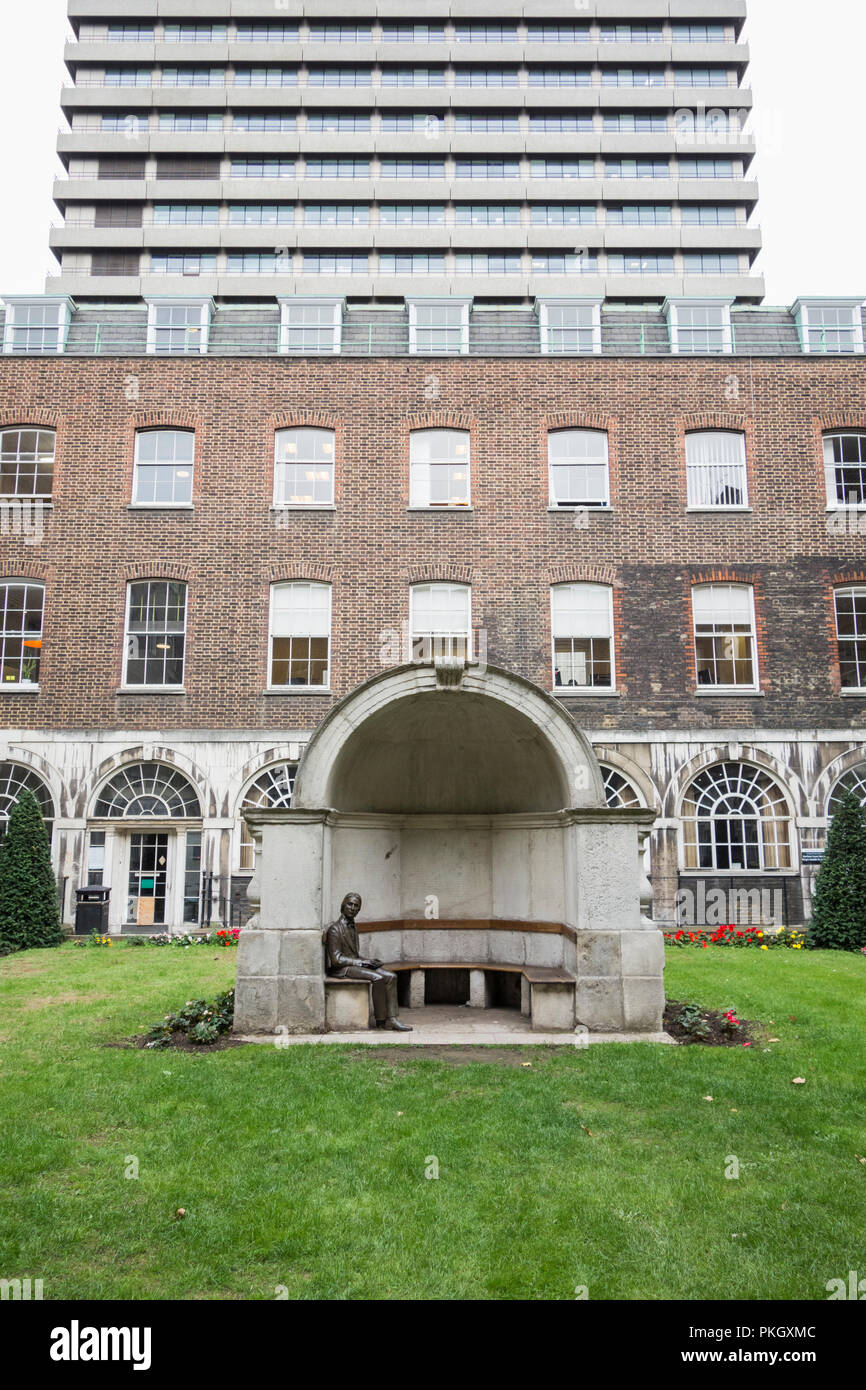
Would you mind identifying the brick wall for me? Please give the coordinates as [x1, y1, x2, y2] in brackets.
[0, 352, 864, 732]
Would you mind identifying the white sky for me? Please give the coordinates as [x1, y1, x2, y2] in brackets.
[0, 0, 862, 304]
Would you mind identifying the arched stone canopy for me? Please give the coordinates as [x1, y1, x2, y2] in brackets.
[291, 662, 605, 814]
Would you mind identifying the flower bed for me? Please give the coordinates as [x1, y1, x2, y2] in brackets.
[74, 927, 240, 949]
[664, 924, 806, 950]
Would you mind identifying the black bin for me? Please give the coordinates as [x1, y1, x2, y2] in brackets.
[75, 887, 110, 936]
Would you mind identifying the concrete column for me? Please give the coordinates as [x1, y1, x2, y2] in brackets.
[520, 975, 531, 1018]
[468, 968, 490, 1008]
[409, 969, 425, 1009]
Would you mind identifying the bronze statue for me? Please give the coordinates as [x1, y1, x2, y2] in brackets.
[325, 892, 412, 1031]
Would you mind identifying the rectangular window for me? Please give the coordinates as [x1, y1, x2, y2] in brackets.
[159, 113, 223, 132]
[680, 205, 738, 225]
[672, 24, 727, 42]
[823, 434, 866, 507]
[152, 205, 218, 226]
[0, 429, 55, 498]
[307, 68, 372, 87]
[679, 159, 738, 179]
[270, 583, 331, 688]
[686, 432, 748, 508]
[279, 298, 343, 355]
[156, 157, 220, 180]
[454, 24, 518, 42]
[124, 581, 187, 687]
[599, 25, 664, 43]
[455, 205, 520, 225]
[98, 158, 146, 180]
[608, 205, 672, 225]
[604, 113, 668, 132]
[274, 428, 335, 507]
[0, 582, 44, 687]
[548, 429, 609, 506]
[380, 253, 447, 274]
[604, 160, 670, 179]
[551, 585, 614, 690]
[236, 24, 299, 42]
[607, 254, 675, 274]
[103, 69, 152, 87]
[382, 68, 447, 86]
[667, 301, 733, 354]
[835, 589, 866, 689]
[95, 203, 144, 228]
[161, 69, 225, 87]
[531, 253, 597, 274]
[149, 254, 217, 276]
[87, 831, 106, 887]
[233, 68, 298, 87]
[455, 161, 520, 180]
[163, 25, 227, 42]
[380, 160, 446, 179]
[381, 205, 445, 225]
[527, 68, 591, 87]
[2, 300, 70, 354]
[674, 68, 731, 87]
[798, 302, 864, 354]
[381, 25, 446, 42]
[410, 430, 471, 507]
[91, 252, 140, 277]
[225, 253, 283, 274]
[693, 584, 757, 690]
[146, 300, 211, 355]
[233, 113, 297, 132]
[230, 205, 294, 225]
[539, 301, 601, 356]
[229, 160, 295, 179]
[454, 254, 521, 274]
[601, 69, 666, 87]
[526, 25, 590, 43]
[302, 254, 368, 274]
[133, 430, 194, 505]
[683, 253, 740, 274]
[304, 160, 370, 179]
[307, 113, 370, 132]
[529, 114, 593, 132]
[304, 205, 369, 225]
[530, 205, 595, 225]
[308, 25, 372, 42]
[408, 300, 470, 355]
[455, 114, 521, 132]
[411, 584, 471, 661]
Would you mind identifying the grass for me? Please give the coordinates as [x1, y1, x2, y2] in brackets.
[0, 941, 864, 1300]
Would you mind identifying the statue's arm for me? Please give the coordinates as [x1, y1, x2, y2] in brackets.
[326, 924, 365, 970]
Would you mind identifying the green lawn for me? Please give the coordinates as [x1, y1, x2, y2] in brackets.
[0, 942, 863, 1300]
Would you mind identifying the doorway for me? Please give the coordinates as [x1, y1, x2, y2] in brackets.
[126, 832, 168, 927]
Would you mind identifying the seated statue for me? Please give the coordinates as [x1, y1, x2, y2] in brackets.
[325, 892, 412, 1032]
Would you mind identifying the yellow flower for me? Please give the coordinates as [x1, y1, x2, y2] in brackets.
[760, 944, 768, 950]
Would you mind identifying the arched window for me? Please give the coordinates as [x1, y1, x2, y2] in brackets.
[0, 763, 54, 840]
[94, 763, 201, 818]
[409, 429, 471, 507]
[0, 428, 55, 498]
[0, 580, 44, 687]
[682, 762, 791, 871]
[823, 432, 866, 508]
[600, 765, 641, 809]
[239, 762, 297, 869]
[827, 765, 866, 818]
[273, 427, 335, 507]
[410, 583, 472, 660]
[685, 431, 748, 508]
[547, 428, 609, 508]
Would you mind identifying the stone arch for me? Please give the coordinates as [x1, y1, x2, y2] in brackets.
[292, 662, 604, 814]
[83, 747, 211, 819]
[593, 746, 661, 814]
[662, 745, 806, 823]
[812, 748, 866, 818]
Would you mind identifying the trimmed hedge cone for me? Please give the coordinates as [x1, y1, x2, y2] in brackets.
[0, 789, 63, 952]
[809, 789, 866, 952]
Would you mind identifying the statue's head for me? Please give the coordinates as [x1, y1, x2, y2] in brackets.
[341, 892, 362, 920]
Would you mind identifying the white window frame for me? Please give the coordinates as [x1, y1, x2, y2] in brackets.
[0, 428, 56, 500]
[407, 298, 471, 356]
[273, 427, 336, 509]
[122, 580, 188, 690]
[145, 297, 212, 355]
[692, 583, 759, 692]
[547, 429, 610, 509]
[550, 583, 616, 693]
[268, 581, 332, 691]
[834, 587, 866, 692]
[132, 429, 195, 508]
[665, 297, 733, 355]
[793, 298, 865, 355]
[685, 431, 749, 510]
[278, 296, 344, 355]
[2, 297, 73, 355]
[409, 429, 471, 508]
[0, 580, 45, 690]
[410, 583, 473, 661]
[537, 297, 602, 355]
[823, 431, 866, 510]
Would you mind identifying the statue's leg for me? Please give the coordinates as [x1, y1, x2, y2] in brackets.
[344, 965, 386, 1021]
[379, 969, 399, 1019]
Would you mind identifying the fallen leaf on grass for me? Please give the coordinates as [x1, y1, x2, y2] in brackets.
[792, 1077, 807, 1085]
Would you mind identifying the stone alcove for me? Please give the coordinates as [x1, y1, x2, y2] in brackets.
[234, 661, 664, 1034]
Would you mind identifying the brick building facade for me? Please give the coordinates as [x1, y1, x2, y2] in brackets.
[1, 315, 864, 930]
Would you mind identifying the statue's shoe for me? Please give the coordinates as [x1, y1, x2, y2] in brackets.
[384, 1017, 413, 1032]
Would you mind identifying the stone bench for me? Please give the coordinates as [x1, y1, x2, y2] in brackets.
[324, 976, 373, 1032]
[386, 961, 577, 1033]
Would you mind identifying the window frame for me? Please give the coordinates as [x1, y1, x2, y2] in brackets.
[145, 297, 212, 355]
[685, 430, 749, 510]
[681, 762, 793, 873]
[131, 429, 195, 509]
[122, 579, 188, 690]
[409, 582, 473, 662]
[409, 428, 471, 509]
[2, 298, 72, 355]
[407, 298, 471, 356]
[268, 581, 332, 691]
[666, 297, 734, 355]
[550, 582, 616, 693]
[833, 586, 866, 692]
[273, 427, 336, 509]
[794, 298, 865, 356]
[823, 431, 866, 510]
[0, 427, 56, 500]
[0, 580, 45, 690]
[547, 428, 610, 509]
[537, 297, 602, 356]
[692, 582, 759, 693]
[278, 296, 344, 355]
